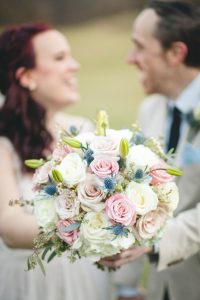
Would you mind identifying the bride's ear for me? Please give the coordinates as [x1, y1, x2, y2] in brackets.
[15, 67, 37, 91]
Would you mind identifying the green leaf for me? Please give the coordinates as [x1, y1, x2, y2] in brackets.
[63, 137, 82, 148]
[24, 159, 45, 169]
[35, 255, 46, 276]
[47, 250, 57, 263]
[42, 245, 52, 260]
[62, 222, 81, 233]
[52, 169, 64, 183]
[166, 168, 183, 176]
[27, 257, 32, 271]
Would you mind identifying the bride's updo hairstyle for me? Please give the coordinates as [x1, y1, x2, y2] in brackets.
[0, 23, 53, 171]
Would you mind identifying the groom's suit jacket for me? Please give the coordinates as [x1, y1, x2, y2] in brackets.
[138, 94, 200, 300]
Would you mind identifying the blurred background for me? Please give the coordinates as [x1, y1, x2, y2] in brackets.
[0, 0, 199, 128]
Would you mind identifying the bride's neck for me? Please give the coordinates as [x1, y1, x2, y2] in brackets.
[45, 110, 58, 136]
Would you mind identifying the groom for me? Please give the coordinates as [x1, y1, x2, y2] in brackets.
[102, 1, 200, 300]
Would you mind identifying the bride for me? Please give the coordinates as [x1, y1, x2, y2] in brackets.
[0, 22, 111, 300]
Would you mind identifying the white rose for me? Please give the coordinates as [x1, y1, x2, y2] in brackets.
[153, 182, 179, 212]
[77, 174, 105, 212]
[74, 211, 118, 261]
[127, 145, 159, 170]
[106, 129, 133, 142]
[55, 153, 86, 186]
[90, 136, 119, 158]
[76, 132, 95, 148]
[34, 197, 57, 230]
[126, 181, 158, 215]
[111, 230, 135, 250]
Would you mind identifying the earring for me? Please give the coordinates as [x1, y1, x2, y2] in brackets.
[29, 82, 37, 91]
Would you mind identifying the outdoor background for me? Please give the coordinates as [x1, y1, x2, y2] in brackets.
[0, 0, 199, 128]
[0, 1, 146, 128]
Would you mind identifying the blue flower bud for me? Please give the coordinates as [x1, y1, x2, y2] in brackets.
[69, 125, 79, 136]
[104, 177, 115, 191]
[134, 169, 144, 179]
[131, 132, 145, 145]
[44, 185, 57, 196]
[84, 149, 94, 165]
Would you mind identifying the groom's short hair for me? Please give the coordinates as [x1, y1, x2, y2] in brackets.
[146, 1, 200, 67]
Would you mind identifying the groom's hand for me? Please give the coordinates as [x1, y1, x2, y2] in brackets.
[99, 246, 152, 268]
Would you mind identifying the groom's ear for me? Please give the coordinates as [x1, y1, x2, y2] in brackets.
[166, 42, 188, 67]
[15, 67, 35, 90]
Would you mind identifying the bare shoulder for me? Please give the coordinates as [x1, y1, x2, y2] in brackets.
[0, 139, 18, 174]
[54, 112, 94, 133]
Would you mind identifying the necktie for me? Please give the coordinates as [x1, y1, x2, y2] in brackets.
[167, 107, 182, 153]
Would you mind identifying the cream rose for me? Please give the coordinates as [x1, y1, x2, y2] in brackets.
[55, 190, 80, 219]
[127, 145, 159, 170]
[77, 174, 105, 212]
[153, 182, 179, 212]
[136, 204, 169, 239]
[34, 197, 58, 230]
[126, 182, 158, 215]
[90, 136, 119, 158]
[55, 153, 86, 186]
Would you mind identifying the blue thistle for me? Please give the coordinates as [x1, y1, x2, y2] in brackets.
[69, 125, 79, 136]
[134, 169, 144, 179]
[104, 224, 129, 239]
[44, 184, 57, 196]
[84, 149, 94, 165]
[131, 132, 145, 145]
[133, 168, 151, 184]
[104, 177, 116, 191]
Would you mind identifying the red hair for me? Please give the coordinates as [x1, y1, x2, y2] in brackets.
[0, 22, 53, 172]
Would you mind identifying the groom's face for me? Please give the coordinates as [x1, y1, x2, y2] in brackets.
[128, 9, 172, 95]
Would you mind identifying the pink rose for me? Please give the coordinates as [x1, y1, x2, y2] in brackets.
[136, 204, 169, 239]
[57, 219, 79, 245]
[90, 156, 119, 178]
[149, 161, 173, 185]
[106, 193, 136, 226]
[52, 145, 73, 163]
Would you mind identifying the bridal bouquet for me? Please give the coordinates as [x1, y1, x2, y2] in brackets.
[20, 111, 182, 274]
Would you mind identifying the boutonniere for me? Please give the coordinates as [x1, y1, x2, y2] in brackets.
[186, 102, 200, 142]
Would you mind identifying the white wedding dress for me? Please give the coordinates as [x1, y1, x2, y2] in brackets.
[0, 136, 111, 300]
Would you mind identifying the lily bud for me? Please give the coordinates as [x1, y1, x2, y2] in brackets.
[52, 169, 64, 183]
[166, 168, 183, 176]
[96, 110, 109, 136]
[119, 138, 129, 158]
[63, 137, 82, 148]
[24, 159, 44, 169]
